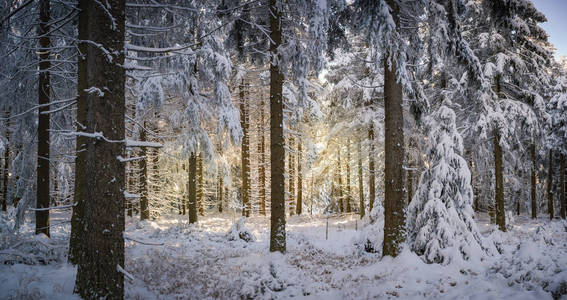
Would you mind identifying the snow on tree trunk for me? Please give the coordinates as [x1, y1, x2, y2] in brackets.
[73, 0, 126, 297]
[382, 24, 406, 258]
[407, 106, 493, 264]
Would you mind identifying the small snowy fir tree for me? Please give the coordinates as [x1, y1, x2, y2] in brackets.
[407, 105, 492, 264]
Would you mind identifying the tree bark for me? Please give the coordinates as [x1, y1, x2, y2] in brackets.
[547, 149, 554, 220]
[73, 0, 126, 297]
[1, 109, 9, 212]
[346, 140, 352, 213]
[240, 80, 250, 217]
[382, 0, 406, 257]
[358, 140, 364, 218]
[139, 124, 149, 220]
[35, 0, 51, 237]
[259, 95, 266, 215]
[531, 143, 537, 219]
[288, 135, 295, 216]
[269, 0, 286, 253]
[68, 0, 89, 264]
[188, 152, 197, 223]
[296, 138, 302, 215]
[560, 153, 565, 219]
[198, 152, 204, 216]
[494, 129, 506, 231]
[217, 159, 223, 213]
[337, 148, 344, 213]
[368, 124, 375, 213]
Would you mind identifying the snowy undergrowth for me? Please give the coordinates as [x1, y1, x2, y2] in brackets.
[0, 210, 566, 299]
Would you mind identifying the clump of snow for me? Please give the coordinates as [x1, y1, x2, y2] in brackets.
[226, 217, 256, 242]
[354, 204, 384, 254]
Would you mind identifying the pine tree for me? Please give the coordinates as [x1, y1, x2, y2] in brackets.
[35, 0, 51, 237]
[73, 0, 126, 297]
[269, 0, 285, 253]
[407, 106, 491, 264]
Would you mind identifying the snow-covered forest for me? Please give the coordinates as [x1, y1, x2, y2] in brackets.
[0, 0, 566, 299]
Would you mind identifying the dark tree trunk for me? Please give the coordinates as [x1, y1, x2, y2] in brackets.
[269, 0, 286, 253]
[493, 75, 506, 231]
[470, 158, 478, 212]
[494, 129, 506, 231]
[346, 140, 352, 213]
[68, 0, 89, 264]
[531, 143, 537, 219]
[547, 149, 554, 220]
[337, 148, 343, 213]
[296, 138, 302, 215]
[560, 153, 565, 219]
[259, 95, 266, 215]
[139, 124, 149, 220]
[368, 124, 375, 213]
[358, 140, 364, 218]
[1, 109, 9, 212]
[73, 0, 126, 297]
[240, 81, 250, 217]
[382, 0, 405, 257]
[188, 152, 197, 223]
[35, 0, 51, 237]
[288, 135, 295, 216]
[218, 159, 223, 213]
[197, 152, 204, 216]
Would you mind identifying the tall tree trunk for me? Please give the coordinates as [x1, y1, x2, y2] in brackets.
[358, 140, 364, 218]
[127, 162, 133, 217]
[288, 135, 295, 216]
[470, 158, 478, 212]
[35, 0, 51, 237]
[382, 0, 405, 257]
[296, 137, 302, 215]
[493, 74, 506, 231]
[560, 153, 565, 219]
[547, 149, 554, 220]
[1, 109, 9, 212]
[218, 160, 223, 213]
[198, 152, 204, 216]
[531, 143, 537, 219]
[259, 95, 266, 215]
[240, 80, 250, 217]
[73, 0, 126, 297]
[68, 0, 89, 264]
[188, 152, 197, 223]
[494, 129, 506, 231]
[139, 124, 149, 220]
[368, 124, 375, 213]
[269, 0, 286, 253]
[337, 148, 344, 213]
[346, 140, 352, 213]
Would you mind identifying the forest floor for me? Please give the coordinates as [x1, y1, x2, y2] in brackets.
[0, 209, 566, 299]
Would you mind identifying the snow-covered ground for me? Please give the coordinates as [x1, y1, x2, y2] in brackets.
[1, 210, 566, 299]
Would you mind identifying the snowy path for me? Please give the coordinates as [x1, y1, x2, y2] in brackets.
[1, 212, 566, 299]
